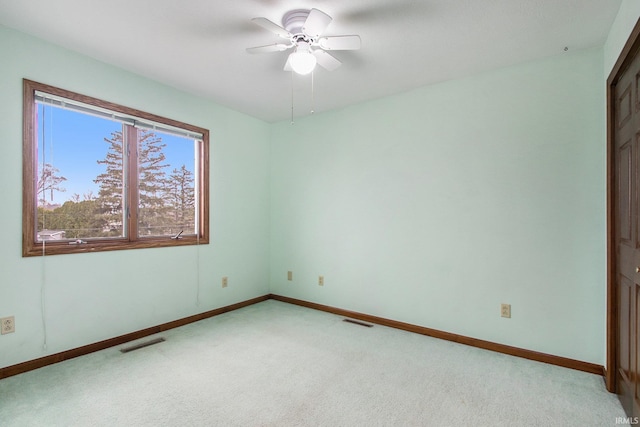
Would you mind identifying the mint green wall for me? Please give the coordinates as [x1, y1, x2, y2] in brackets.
[0, 15, 622, 370]
[270, 48, 606, 364]
[604, 0, 640, 76]
[0, 25, 271, 368]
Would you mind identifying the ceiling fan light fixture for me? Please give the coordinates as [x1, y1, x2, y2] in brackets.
[289, 43, 317, 75]
[248, 8, 360, 74]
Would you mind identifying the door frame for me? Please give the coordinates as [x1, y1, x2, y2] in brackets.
[607, 18, 640, 393]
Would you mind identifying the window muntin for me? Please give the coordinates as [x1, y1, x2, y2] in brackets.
[23, 79, 209, 256]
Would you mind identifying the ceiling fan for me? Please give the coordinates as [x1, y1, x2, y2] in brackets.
[246, 8, 361, 75]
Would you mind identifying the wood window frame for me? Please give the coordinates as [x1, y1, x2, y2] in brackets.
[22, 79, 210, 257]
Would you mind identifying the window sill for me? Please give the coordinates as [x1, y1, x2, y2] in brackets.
[22, 235, 209, 257]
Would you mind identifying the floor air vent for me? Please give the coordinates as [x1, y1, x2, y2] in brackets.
[120, 337, 165, 353]
[343, 319, 373, 328]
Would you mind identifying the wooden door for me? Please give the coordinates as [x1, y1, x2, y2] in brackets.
[615, 44, 640, 417]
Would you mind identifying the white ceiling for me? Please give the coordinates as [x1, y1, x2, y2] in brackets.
[0, 0, 622, 123]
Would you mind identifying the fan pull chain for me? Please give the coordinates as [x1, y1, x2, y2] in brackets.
[311, 71, 315, 115]
[290, 71, 295, 125]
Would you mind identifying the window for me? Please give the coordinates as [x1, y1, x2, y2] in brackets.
[23, 79, 209, 256]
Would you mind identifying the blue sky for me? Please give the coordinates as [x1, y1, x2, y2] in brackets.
[37, 104, 196, 204]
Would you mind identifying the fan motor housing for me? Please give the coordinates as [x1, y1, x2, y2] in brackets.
[282, 9, 310, 35]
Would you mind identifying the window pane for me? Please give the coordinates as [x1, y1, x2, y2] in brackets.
[137, 129, 197, 238]
[24, 80, 209, 257]
[36, 104, 125, 241]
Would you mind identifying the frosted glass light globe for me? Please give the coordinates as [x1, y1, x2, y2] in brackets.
[289, 43, 317, 75]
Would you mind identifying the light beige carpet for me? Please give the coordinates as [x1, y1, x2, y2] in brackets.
[0, 300, 626, 426]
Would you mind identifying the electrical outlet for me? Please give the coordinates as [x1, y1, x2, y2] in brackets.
[1, 316, 15, 334]
[222, 276, 228, 288]
[287, 271, 293, 281]
[501, 304, 511, 318]
[318, 275, 324, 286]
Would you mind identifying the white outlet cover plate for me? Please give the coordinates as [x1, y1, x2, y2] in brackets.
[1, 316, 15, 334]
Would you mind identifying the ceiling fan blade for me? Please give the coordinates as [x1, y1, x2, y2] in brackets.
[318, 35, 361, 51]
[313, 50, 341, 71]
[302, 8, 332, 38]
[283, 54, 293, 72]
[246, 43, 291, 54]
[251, 17, 292, 39]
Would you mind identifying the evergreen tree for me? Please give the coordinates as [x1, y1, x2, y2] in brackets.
[94, 130, 124, 232]
[167, 165, 195, 231]
[41, 200, 106, 239]
[137, 130, 169, 235]
[94, 128, 171, 236]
